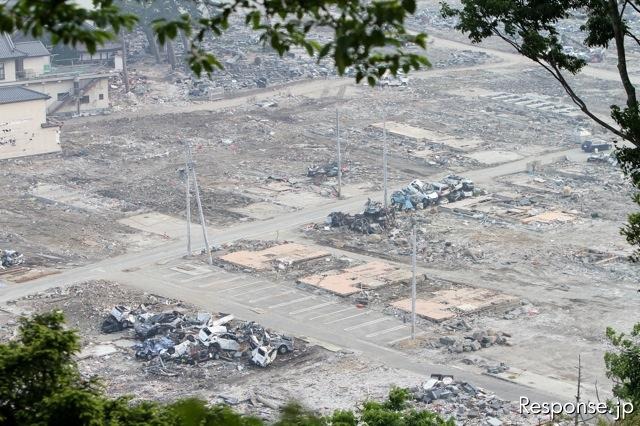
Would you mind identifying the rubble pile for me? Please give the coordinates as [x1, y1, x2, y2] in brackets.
[326, 200, 396, 234]
[435, 330, 511, 353]
[0, 249, 24, 269]
[101, 306, 295, 368]
[411, 375, 519, 425]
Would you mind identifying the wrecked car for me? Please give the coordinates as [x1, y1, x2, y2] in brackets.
[0, 249, 24, 269]
[270, 335, 295, 354]
[251, 345, 278, 367]
[101, 305, 136, 333]
[134, 311, 183, 339]
[134, 336, 174, 360]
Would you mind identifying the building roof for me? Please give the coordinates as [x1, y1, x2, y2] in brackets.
[0, 33, 24, 60]
[14, 40, 50, 57]
[0, 86, 50, 105]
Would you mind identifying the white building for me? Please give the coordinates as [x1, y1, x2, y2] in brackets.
[0, 33, 110, 116]
[0, 86, 61, 159]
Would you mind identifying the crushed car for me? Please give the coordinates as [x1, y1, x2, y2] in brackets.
[0, 249, 24, 269]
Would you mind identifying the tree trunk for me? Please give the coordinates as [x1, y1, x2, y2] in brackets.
[144, 26, 162, 63]
[179, 30, 190, 54]
[166, 40, 176, 70]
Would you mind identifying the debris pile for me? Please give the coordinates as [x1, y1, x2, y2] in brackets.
[435, 330, 511, 353]
[0, 249, 24, 269]
[326, 200, 396, 234]
[101, 306, 294, 368]
[411, 375, 516, 425]
[392, 176, 475, 211]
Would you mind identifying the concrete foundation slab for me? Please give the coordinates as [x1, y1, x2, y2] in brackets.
[220, 243, 330, 271]
[392, 288, 518, 322]
[521, 211, 575, 224]
[298, 261, 412, 296]
[370, 121, 483, 152]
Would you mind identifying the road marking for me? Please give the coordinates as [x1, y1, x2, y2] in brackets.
[197, 282, 219, 288]
[387, 331, 426, 345]
[324, 311, 370, 325]
[218, 281, 266, 292]
[268, 296, 315, 309]
[231, 285, 279, 297]
[249, 290, 296, 303]
[365, 324, 407, 338]
[308, 306, 354, 321]
[215, 275, 245, 284]
[179, 271, 222, 283]
[289, 301, 336, 315]
[343, 317, 391, 331]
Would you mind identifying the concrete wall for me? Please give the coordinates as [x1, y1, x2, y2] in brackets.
[21, 76, 110, 115]
[0, 60, 17, 83]
[23, 56, 51, 77]
[0, 99, 61, 160]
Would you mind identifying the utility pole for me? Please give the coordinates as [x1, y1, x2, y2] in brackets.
[184, 152, 192, 256]
[336, 109, 342, 198]
[411, 218, 417, 340]
[121, 29, 129, 93]
[186, 142, 213, 265]
[383, 109, 388, 209]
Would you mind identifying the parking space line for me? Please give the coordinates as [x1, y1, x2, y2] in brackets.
[197, 282, 219, 288]
[231, 285, 279, 297]
[249, 290, 296, 303]
[289, 301, 336, 315]
[216, 275, 245, 284]
[365, 325, 407, 338]
[268, 296, 315, 309]
[179, 271, 222, 283]
[324, 311, 370, 325]
[218, 281, 265, 292]
[308, 306, 354, 321]
[387, 331, 426, 345]
[343, 317, 391, 331]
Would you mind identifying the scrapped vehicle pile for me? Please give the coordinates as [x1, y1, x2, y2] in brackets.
[0, 249, 24, 269]
[326, 200, 396, 234]
[101, 306, 294, 368]
[391, 176, 476, 210]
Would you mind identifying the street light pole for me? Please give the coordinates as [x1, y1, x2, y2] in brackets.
[336, 109, 342, 198]
[186, 142, 213, 265]
[411, 219, 417, 340]
[383, 109, 388, 209]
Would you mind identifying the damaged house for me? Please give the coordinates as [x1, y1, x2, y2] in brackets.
[0, 86, 61, 159]
[0, 33, 111, 117]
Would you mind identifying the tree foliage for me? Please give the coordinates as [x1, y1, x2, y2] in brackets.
[441, 0, 640, 260]
[0, 0, 429, 84]
[0, 311, 452, 425]
[604, 323, 640, 409]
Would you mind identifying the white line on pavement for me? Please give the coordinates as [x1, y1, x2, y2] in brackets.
[249, 290, 296, 303]
[289, 301, 336, 315]
[364, 324, 407, 338]
[324, 311, 370, 325]
[231, 285, 279, 297]
[268, 296, 315, 309]
[343, 317, 391, 331]
[308, 306, 354, 321]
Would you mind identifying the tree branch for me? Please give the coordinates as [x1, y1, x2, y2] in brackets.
[490, 28, 630, 142]
[608, 0, 638, 108]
